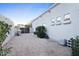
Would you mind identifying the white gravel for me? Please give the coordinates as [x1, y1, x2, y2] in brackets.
[4, 33, 71, 56]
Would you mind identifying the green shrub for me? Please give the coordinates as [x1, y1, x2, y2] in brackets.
[0, 21, 11, 56]
[71, 36, 79, 56]
[0, 21, 10, 43]
[0, 46, 11, 56]
[35, 26, 48, 38]
[34, 32, 37, 35]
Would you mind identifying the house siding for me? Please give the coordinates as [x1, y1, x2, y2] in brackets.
[32, 3, 79, 45]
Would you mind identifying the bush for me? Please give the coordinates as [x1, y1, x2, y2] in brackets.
[34, 32, 37, 35]
[0, 21, 11, 56]
[0, 21, 10, 43]
[0, 46, 11, 56]
[35, 26, 48, 38]
[71, 36, 79, 56]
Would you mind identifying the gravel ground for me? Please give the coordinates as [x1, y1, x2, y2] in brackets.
[4, 33, 71, 56]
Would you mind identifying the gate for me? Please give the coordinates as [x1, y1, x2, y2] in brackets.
[20, 28, 30, 33]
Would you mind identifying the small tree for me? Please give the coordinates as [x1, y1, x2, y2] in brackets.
[35, 26, 48, 38]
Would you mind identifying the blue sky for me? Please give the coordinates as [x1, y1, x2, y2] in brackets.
[0, 3, 53, 25]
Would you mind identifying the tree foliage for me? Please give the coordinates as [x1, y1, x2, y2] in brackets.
[35, 26, 49, 39]
[71, 36, 79, 56]
[0, 21, 10, 43]
[0, 21, 11, 56]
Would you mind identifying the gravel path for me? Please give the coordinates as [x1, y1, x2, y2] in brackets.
[5, 33, 71, 56]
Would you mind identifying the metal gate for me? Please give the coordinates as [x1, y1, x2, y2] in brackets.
[20, 28, 30, 33]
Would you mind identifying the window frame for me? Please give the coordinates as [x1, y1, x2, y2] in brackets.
[51, 18, 55, 26]
[56, 16, 62, 25]
[63, 13, 71, 24]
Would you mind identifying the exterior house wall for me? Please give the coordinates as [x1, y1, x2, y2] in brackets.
[2, 26, 17, 46]
[32, 3, 79, 45]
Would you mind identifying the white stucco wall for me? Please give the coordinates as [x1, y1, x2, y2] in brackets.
[32, 3, 79, 45]
[2, 27, 17, 46]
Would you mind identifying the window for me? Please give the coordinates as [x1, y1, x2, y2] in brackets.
[42, 24, 46, 26]
[51, 19, 55, 26]
[56, 16, 62, 25]
[63, 13, 71, 24]
[64, 13, 70, 21]
[57, 16, 61, 21]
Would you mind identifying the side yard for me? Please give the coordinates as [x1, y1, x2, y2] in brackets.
[4, 33, 71, 56]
